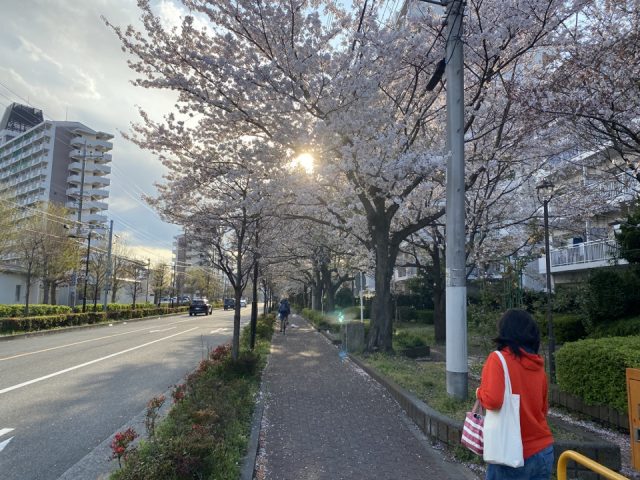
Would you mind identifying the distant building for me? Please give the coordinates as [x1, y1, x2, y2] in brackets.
[173, 233, 220, 299]
[0, 102, 113, 305]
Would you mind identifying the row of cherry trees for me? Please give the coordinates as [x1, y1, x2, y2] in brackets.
[107, 0, 640, 354]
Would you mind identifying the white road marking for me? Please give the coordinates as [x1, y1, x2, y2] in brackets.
[0, 327, 198, 395]
[149, 327, 176, 333]
[0, 436, 13, 452]
[0, 316, 206, 362]
[210, 328, 232, 334]
[0, 428, 14, 453]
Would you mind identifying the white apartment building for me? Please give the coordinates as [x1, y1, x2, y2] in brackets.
[0, 102, 113, 305]
[173, 233, 213, 298]
[0, 103, 112, 231]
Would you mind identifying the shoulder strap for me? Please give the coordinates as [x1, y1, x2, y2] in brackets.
[494, 350, 513, 395]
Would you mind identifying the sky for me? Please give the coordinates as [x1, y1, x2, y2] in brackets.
[0, 0, 190, 263]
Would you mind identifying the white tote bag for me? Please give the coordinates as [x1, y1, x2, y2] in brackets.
[482, 350, 524, 468]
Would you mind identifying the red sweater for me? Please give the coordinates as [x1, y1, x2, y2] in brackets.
[477, 348, 553, 459]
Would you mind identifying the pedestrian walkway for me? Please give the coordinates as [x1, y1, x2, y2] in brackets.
[254, 316, 478, 480]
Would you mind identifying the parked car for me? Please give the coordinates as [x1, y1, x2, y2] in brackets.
[223, 298, 235, 310]
[240, 298, 247, 308]
[189, 298, 212, 316]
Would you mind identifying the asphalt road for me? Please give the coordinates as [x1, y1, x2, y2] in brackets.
[0, 308, 252, 480]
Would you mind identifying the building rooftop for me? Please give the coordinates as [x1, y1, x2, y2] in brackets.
[0, 103, 44, 135]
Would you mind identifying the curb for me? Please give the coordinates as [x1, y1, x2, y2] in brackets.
[240, 390, 265, 480]
[347, 349, 622, 475]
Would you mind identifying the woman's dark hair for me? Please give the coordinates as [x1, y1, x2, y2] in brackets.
[493, 309, 540, 357]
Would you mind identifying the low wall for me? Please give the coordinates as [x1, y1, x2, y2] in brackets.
[550, 384, 629, 432]
[348, 355, 621, 478]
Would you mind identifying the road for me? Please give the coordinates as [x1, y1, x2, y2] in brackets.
[0, 308, 252, 480]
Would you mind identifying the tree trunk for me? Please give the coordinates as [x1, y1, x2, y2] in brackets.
[42, 279, 50, 304]
[50, 282, 58, 305]
[232, 284, 242, 361]
[366, 219, 398, 352]
[25, 265, 33, 315]
[312, 268, 322, 311]
[320, 264, 336, 312]
[431, 245, 446, 344]
[250, 259, 259, 350]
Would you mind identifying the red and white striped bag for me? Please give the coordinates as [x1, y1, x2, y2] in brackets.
[461, 399, 484, 455]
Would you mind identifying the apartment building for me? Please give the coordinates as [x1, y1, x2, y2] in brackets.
[0, 102, 113, 304]
[537, 147, 638, 287]
[172, 233, 221, 299]
[0, 102, 112, 230]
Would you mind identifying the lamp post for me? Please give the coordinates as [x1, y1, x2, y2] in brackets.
[360, 272, 365, 323]
[536, 179, 556, 382]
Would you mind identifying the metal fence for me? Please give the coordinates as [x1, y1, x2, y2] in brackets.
[550, 239, 619, 267]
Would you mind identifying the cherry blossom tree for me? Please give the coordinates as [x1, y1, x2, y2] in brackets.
[107, 0, 590, 352]
[528, 1, 640, 184]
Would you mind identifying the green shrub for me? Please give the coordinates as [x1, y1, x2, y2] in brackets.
[0, 306, 188, 334]
[393, 330, 428, 350]
[397, 306, 417, 322]
[415, 310, 434, 324]
[0, 304, 73, 318]
[538, 313, 586, 344]
[582, 268, 640, 329]
[335, 287, 355, 308]
[556, 336, 640, 412]
[590, 315, 640, 338]
[552, 285, 583, 314]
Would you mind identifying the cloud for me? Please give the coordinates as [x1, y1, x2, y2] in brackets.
[0, 0, 182, 253]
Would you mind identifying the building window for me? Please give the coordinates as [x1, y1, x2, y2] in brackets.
[15, 284, 21, 302]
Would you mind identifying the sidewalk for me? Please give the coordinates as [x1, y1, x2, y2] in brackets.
[254, 316, 478, 480]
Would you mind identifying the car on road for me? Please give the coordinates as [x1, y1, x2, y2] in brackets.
[240, 298, 247, 307]
[189, 298, 212, 316]
[223, 298, 235, 310]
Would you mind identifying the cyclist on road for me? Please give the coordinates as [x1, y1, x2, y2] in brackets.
[278, 299, 291, 334]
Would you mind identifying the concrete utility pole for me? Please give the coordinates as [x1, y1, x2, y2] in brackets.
[414, 0, 467, 399]
[102, 220, 114, 311]
[444, 0, 468, 400]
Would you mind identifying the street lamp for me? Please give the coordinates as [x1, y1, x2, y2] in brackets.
[536, 178, 556, 382]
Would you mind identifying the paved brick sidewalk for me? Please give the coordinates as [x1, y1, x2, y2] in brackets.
[254, 316, 478, 480]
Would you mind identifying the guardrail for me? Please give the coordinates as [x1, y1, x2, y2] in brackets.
[557, 450, 628, 480]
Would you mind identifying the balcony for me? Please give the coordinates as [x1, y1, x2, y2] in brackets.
[92, 163, 111, 174]
[87, 175, 110, 187]
[88, 188, 109, 198]
[84, 200, 108, 210]
[85, 213, 107, 224]
[585, 173, 637, 204]
[541, 239, 627, 274]
[71, 137, 113, 151]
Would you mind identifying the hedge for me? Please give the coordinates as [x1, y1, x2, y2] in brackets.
[538, 313, 586, 344]
[0, 304, 73, 318]
[590, 315, 640, 338]
[393, 330, 428, 350]
[0, 306, 189, 334]
[556, 336, 640, 412]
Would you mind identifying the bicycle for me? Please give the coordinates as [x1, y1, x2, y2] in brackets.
[279, 313, 289, 334]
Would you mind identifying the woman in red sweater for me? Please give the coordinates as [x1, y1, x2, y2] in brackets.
[476, 309, 554, 480]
